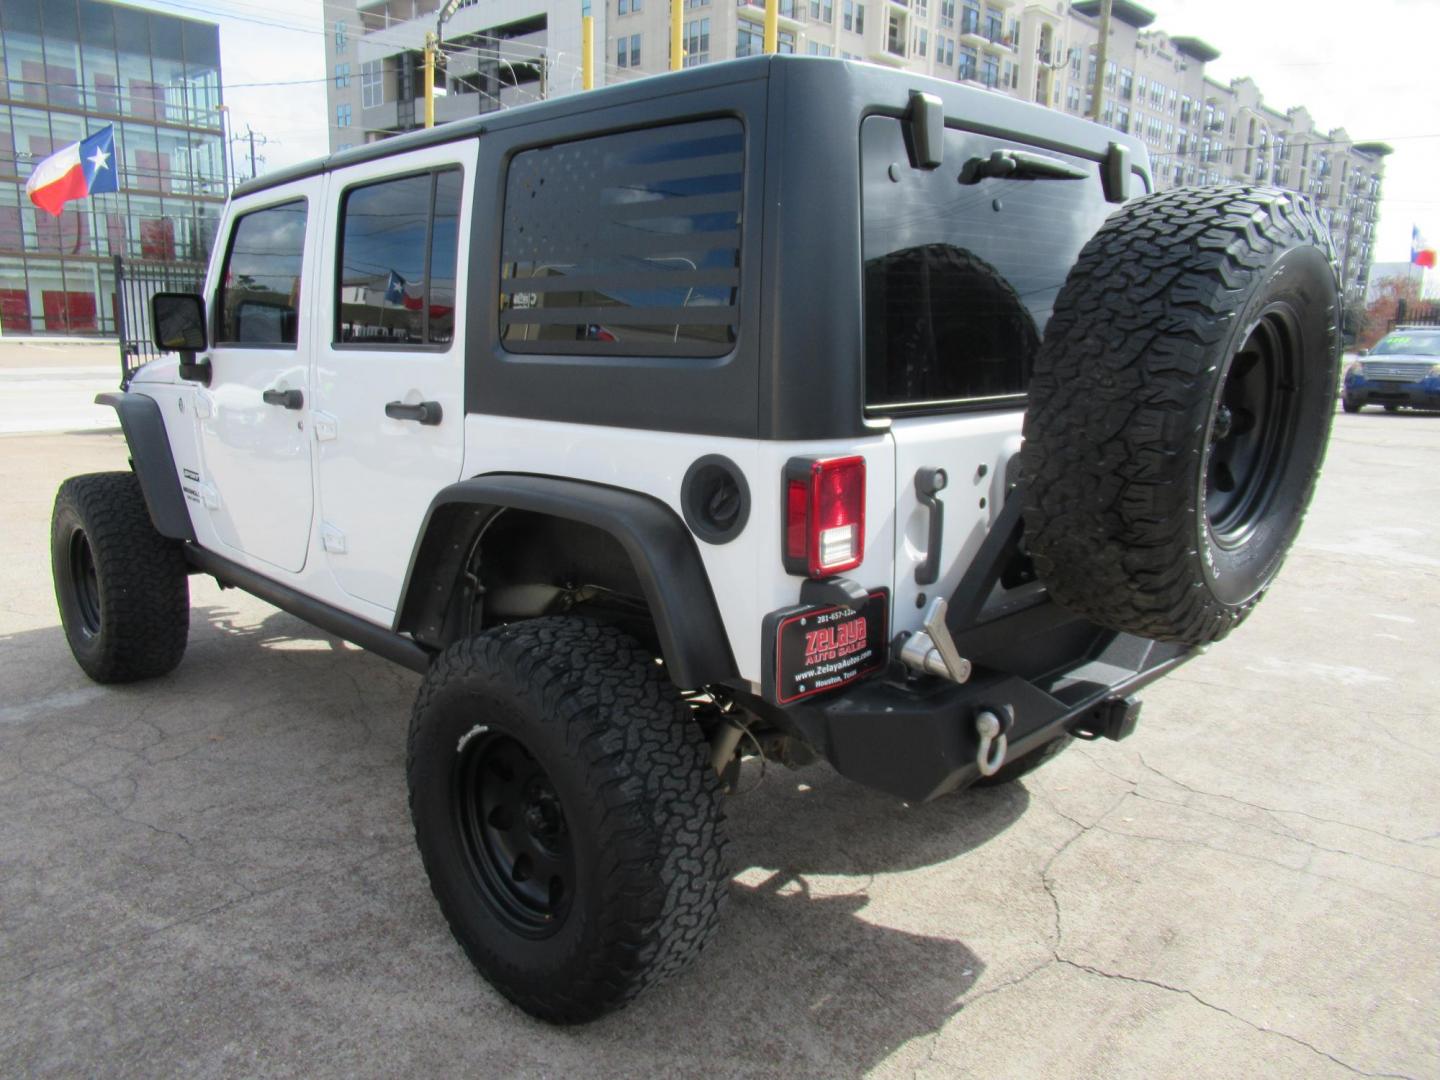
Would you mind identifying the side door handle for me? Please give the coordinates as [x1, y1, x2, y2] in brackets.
[914, 466, 948, 586]
[385, 400, 443, 426]
[262, 388, 304, 410]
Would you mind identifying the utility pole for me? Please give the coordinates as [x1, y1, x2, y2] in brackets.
[427, 0, 464, 128]
[671, 0, 683, 70]
[1087, 0, 1111, 122]
[764, 0, 779, 53]
[582, 14, 594, 90]
[423, 32, 436, 128]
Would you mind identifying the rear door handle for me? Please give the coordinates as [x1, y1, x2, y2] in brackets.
[385, 400, 443, 426]
[262, 388, 304, 410]
[915, 466, 948, 586]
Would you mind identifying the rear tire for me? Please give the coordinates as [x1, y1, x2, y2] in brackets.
[1341, 397, 1362, 414]
[407, 617, 729, 1024]
[1384, 404, 1400, 414]
[51, 471, 189, 683]
[1022, 186, 1340, 645]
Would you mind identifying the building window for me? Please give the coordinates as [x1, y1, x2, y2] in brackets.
[336, 169, 461, 346]
[684, 18, 710, 65]
[1070, 49, 1081, 78]
[630, 33, 642, 65]
[984, 6, 1002, 41]
[956, 43, 973, 77]
[362, 60, 383, 108]
[1119, 68, 1132, 100]
[619, 0, 642, 12]
[335, 63, 350, 89]
[843, 0, 855, 30]
[917, 27, 928, 57]
[617, 39, 627, 66]
[807, 42, 834, 55]
[337, 103, 352, 127]
[335, 19, 347, 52]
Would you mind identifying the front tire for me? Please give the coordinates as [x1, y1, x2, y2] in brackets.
[1341, 396, 1362, 414]
[407, 617, 729, 1024]
[51, 471, 189, 683]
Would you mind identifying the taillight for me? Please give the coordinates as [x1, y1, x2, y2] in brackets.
[782, 455, 866, 577]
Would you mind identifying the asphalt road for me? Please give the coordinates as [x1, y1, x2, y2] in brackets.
[1, 350, 1436, 1078]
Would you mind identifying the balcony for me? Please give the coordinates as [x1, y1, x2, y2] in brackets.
[737, 0, 805, 25]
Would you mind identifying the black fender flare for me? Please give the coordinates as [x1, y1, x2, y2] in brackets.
[396, 475, 738, 689]
[95, 391, 196, 543]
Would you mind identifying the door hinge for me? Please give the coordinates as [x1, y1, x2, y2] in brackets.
[321, 522, 347, 554]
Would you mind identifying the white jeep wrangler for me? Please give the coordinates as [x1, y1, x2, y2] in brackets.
[52, 57, 1339, 1023]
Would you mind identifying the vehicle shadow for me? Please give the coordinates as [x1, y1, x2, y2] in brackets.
[3, 602, 1029, 1076]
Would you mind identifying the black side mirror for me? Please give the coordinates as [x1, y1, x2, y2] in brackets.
[1358, 348, 1369, 357]
[151, 292, 210, 384]
[151, 292, 208, 352]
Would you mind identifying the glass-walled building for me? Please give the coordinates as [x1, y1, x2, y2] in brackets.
[0, 0, 225, 335]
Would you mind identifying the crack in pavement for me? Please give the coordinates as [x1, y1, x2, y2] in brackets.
[1033, 791, 1423, 1080]
[1054, 958, 1419, 1080]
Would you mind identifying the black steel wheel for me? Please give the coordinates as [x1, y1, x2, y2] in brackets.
[455, 731, 575, 935]
[51, 471, 189, 683]
[1204, 307, 1302, 549]
[1023, 186, 1340, 644]
[408, 617, 729, 1024]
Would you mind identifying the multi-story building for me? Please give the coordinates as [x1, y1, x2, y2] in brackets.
[324, 0, 1386, 297]
[324, 0, 594, 152]
[0, 0, 226, 335]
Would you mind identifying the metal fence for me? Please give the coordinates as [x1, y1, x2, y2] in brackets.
[1391, 298, 1440, 331]
[114, 255, 207, 388]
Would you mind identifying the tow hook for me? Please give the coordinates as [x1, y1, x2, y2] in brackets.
[974, 705, 1014, 777]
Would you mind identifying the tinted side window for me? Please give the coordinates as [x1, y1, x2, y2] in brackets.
[335, 168, 461, 346]
[500, 118, 743, 358]
[217, 199, 307, 347]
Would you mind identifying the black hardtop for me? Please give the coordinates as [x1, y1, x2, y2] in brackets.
[232, 55, 1143, 202]
[229, 56, 1148, 442]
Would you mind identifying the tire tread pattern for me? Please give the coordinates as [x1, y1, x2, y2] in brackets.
[407, 617, 728, 1023]
[51, 471, 189, 682]
[1020, 185, 1338, 644]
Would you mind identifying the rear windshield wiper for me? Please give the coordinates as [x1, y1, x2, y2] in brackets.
[958, 149, 1089, 184]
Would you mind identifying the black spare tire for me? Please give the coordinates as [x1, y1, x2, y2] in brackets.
[1021, 186, 1340, 645]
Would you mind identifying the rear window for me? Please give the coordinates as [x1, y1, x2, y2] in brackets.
[862, 115, 1117, 413]
[499, 118, 743, 358]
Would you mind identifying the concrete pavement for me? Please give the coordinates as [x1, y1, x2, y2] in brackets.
[0, 341, 123, 435]
[0, 350, 1435, 1077]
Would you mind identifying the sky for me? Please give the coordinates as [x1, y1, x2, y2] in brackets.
[132, 0, 1440, 266]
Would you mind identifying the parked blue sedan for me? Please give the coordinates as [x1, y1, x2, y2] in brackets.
[1343, 326, 1440, 413]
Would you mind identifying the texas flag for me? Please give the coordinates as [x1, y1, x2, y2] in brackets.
[25, 126, 118, 217]
[1413, 226, 1437, 270]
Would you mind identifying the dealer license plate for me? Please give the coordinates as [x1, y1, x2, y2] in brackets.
[763, 590, 889, 705]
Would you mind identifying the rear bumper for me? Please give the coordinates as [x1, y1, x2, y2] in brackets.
[778, 604, 1196, 801]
